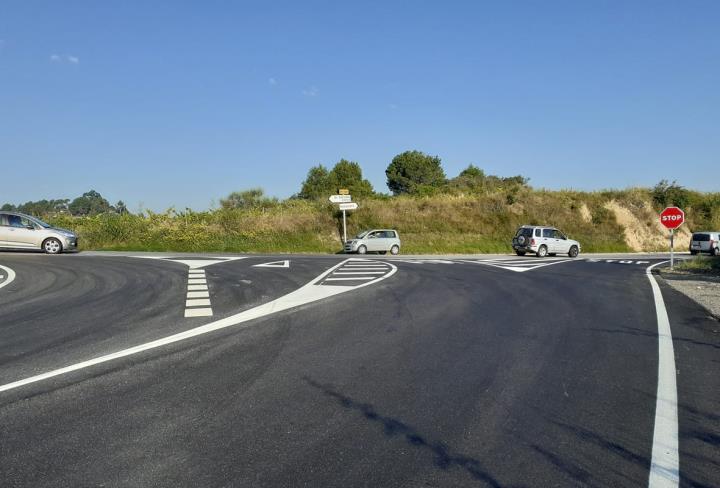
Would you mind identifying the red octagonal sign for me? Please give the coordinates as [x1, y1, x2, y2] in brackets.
[660, 206, 685, 229]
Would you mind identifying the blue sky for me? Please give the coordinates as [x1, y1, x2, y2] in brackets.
[1, 1, 718, 211]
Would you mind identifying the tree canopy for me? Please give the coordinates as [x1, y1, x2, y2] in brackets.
[385, 150, 446, 195]
[299, 159, 374, 199]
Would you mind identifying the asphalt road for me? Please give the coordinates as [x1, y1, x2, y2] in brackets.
[0, 252, 717, 487]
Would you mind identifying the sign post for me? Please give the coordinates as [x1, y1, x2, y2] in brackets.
[329, 194, 358, 244]
[659, 206, 685, 269]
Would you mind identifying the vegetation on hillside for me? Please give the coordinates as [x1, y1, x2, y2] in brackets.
[3, 150, 719, 254]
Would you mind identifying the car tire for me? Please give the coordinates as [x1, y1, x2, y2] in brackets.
[713, 247, 720, 257]
[569, 245, 579, 258]
[43, 238, 63, 254]
[515, 250, 526, 256]
[690, 250, 697, 255]
[390, 245, 400, 255]
[536, 245, 548, 258]
[357, 245, 367, 255]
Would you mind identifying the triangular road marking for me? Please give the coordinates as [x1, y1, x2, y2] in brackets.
[253, 260, 290, 268]
[130, 256, 246, 269]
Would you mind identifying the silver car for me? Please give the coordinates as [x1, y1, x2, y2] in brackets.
[512, 225, 581, 257]
[345, 229, 401, 255]
[0, 212, 78, 254]
[689, 232, 719, 256]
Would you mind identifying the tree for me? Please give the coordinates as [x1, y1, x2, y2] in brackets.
[448, 164, 487, 193]
[115, 201, 129, 214]
[299, 165, 334, 199]
[220, 188, 277, 209]
[386, 150, 446, 195]
[68, 190, 113, 216]
[299, 160, 374, 199]
[1, 203, 15, 211]
[327, 159, 374, 197]
[651, 180, 690, 209]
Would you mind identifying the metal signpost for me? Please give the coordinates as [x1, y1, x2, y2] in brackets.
[329, 191, 357, 244]
[659, 206, 685, 269]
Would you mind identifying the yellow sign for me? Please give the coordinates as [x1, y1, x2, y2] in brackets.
[338, 189, 350, 195]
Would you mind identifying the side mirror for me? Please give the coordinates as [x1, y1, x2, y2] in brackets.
[26, 225, 35, 230]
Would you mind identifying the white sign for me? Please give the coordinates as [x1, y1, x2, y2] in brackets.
[329, 195, 352, 203]
[338, 202, 358, 211]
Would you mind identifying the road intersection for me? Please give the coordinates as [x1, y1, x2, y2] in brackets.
[0, 252, 717, 487]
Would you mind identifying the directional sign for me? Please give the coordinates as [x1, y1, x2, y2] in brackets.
[338, 202, 358, 211]
[338, 189, 350, 195]
[329, 194, 352, 203]
[660, 206, 685, 229]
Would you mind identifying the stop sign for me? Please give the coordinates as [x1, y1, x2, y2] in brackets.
[660, 206, 685, 229]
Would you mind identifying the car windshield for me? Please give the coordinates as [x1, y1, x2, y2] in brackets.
[692, 233, 710, 241]
[515, 228, 533, 238]
[355, 231, 370, 239]
[30, 216, 52, 228]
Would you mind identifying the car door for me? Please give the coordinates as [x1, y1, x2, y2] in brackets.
[5, 214, 39, 248]
[0, 214, 14, 247]
[553, 229, 571, 253]
[541, 228, 554, 251]
[364, 231, 379, 251]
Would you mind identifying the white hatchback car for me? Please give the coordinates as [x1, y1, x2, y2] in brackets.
[512, 225, 581, 258]
[345, 229, 401, 255]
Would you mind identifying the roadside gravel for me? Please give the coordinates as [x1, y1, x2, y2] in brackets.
[660, 272, 720, 319]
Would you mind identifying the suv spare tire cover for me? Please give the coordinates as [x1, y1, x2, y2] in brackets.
[517, 235, 527, 245]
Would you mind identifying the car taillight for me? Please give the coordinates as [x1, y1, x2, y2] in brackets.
[530, 238, 536, 246]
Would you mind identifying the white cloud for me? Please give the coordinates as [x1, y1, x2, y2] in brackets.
[50, 54, 62, 62]
[268, 77, 277, 85]
[302, 86, 319, 97]
[50, 54, 80, 65]
[67, 55, 79, 64]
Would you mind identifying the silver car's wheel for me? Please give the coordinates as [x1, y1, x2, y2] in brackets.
[43, 238, 62, 254]
[569, 245, 579, 258]
[357, 245, 367, 255]
[390, 245, 400, 255]
[536, 245, 548, 258]
[713, 247, 720, 256]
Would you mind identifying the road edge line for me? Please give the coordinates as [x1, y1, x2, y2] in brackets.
[646, 261, 679, 487]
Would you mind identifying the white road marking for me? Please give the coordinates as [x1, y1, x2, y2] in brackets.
[187, 291, 210, 298]
[253, 260, 290, 268]
[187, 285, 208, 291]
[324, 276, 376, 281]
[457, 258, 573, 273]
[188, 278, 207, 284]
[0, 259, 397, 393]
[184, 308, 213, 318]
[188, 270, 205, 275]
[646, 261, 679, 487]
[131, 256, 246, 269]
[333, 271, 386, 275]
[186, 298, 211, 307]
[0, 264, 17, 290]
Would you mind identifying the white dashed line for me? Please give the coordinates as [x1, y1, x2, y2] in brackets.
[184, 308, 213, 318]
[188, 285, 208, 291]
[325, 276, 376, 281]
[187, 291, 210, 298]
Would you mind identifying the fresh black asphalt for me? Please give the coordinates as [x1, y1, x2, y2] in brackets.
[0, 253, 717, 487]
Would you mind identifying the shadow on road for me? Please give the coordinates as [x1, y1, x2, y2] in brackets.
[303, 376, 507, 487]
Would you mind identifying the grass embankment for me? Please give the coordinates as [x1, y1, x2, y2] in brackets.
[47, 188, 718, 254]
[673, 256, 720, 275]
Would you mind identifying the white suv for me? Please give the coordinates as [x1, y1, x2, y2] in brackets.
[689, 232, 720, 256]
[512, 225, 581, 258]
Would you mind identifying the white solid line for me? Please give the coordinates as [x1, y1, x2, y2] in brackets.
[184, 308, 213, 318]
[324, 276, 376, 281]
[188, 279, 207, 284]
[186, 298, 212, 307]
[333, 271, 386, 275]
[0, 264, 16, 290]
[187, 285, 208, 291]
[187, 291, 210, 298]
[646, 261, 679, 487]
[188, 270, 205, 274]
[0, 259, 397, 393]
